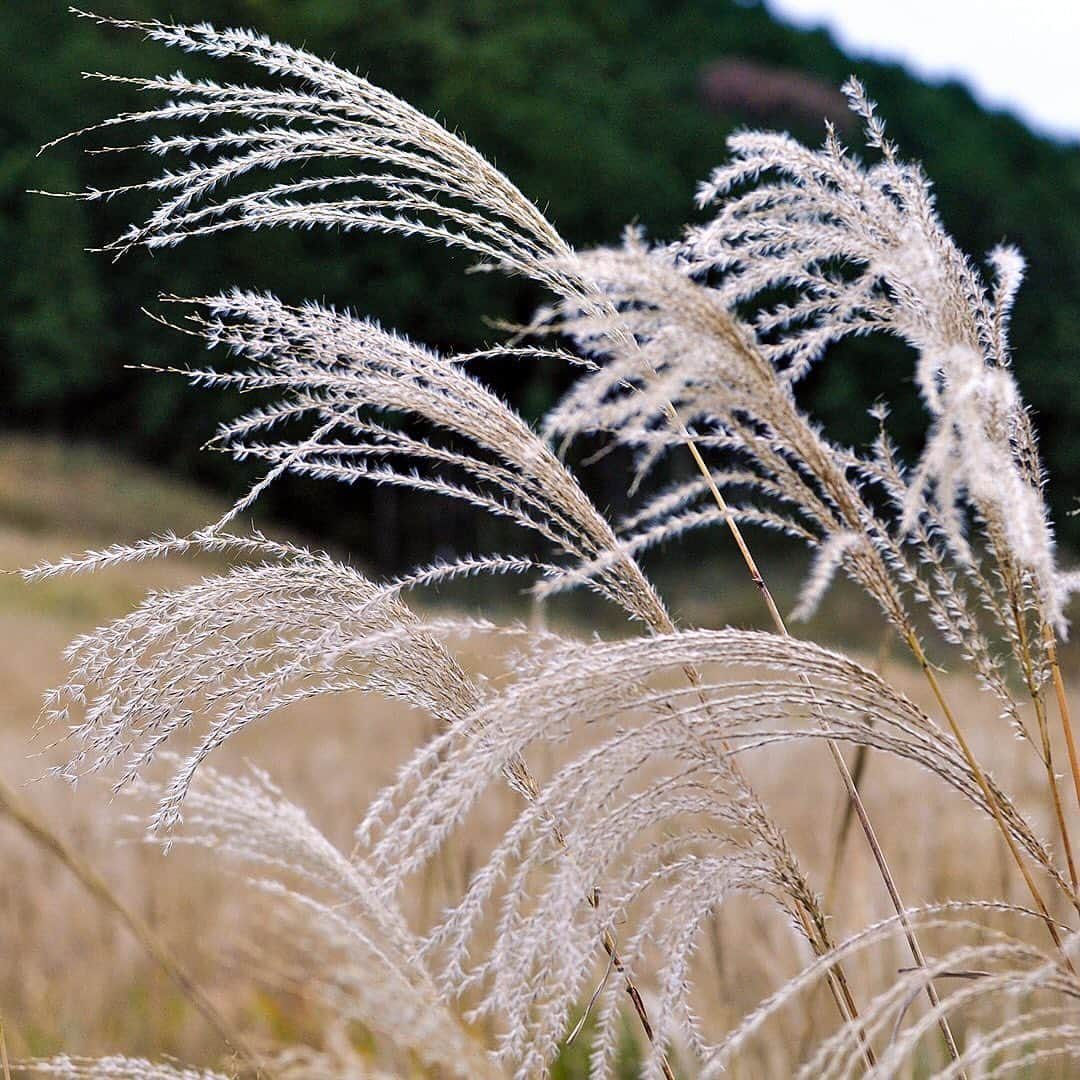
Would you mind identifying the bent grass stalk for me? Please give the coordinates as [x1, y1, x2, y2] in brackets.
[1046, 624, 1080, 815]
[825, 630, 892, 908]
[0, 774, 271, 1078]
[1030, 670, 1079, 895]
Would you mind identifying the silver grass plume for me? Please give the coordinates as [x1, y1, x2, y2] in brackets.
[683, 78, 1069, 635]
[52, 9, 576, 293]
[152, 289, 670, 629]
[42, 540, 483, 828]
[356, 629, 1060, 1075]
[130, 760, 503, 1080]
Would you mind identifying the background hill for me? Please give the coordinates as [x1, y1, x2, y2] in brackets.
[4, 0, 1080, 565]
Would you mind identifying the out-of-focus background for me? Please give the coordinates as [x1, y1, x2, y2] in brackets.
[5, 0, 1080, 566]
[4, 1, 1080, 1072]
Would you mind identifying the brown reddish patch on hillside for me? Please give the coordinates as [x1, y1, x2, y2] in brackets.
[700, 58, 854, 129]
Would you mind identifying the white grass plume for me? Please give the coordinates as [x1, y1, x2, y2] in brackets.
[130, 759, 502, 1080]
[685, 78, 1066, 634]
[43, 544, 481, 829]
[53, 10, 575, 291]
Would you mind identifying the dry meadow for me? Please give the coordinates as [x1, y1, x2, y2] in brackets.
[3, 436, 1077, 1077]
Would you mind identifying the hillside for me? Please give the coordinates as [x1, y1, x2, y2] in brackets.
[4, 0, 1080, 564]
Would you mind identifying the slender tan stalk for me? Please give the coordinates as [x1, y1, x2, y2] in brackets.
[903, 633, 1075, 971]
[0, 775, 271, 1078]
[597, 924, 677, 1080]
[1007, 593, 1079, 893]
[793, 901, 877, 1071]
[825, 742, 870, 910]
[674, 410, 965, 1070]
[0, 1012, 12, 1080]
[1031, 686, 1079, 894]
[826, 631, 891, 908]
[1045, 624, 1080, 815]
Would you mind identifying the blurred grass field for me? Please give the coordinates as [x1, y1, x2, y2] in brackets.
[0, 436, 526, 1066]
[3, 435, 1079, 1075]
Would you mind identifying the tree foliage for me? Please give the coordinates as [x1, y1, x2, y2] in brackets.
[7, 0, 1080, 559]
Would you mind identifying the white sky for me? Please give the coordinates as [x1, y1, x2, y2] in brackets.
[765, 0, 1080, 142]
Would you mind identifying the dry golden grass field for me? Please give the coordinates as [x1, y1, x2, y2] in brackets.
[3, 435, 1079, 1076]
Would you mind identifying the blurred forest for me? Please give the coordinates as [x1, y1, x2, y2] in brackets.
[5, 0, 1080, 567]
